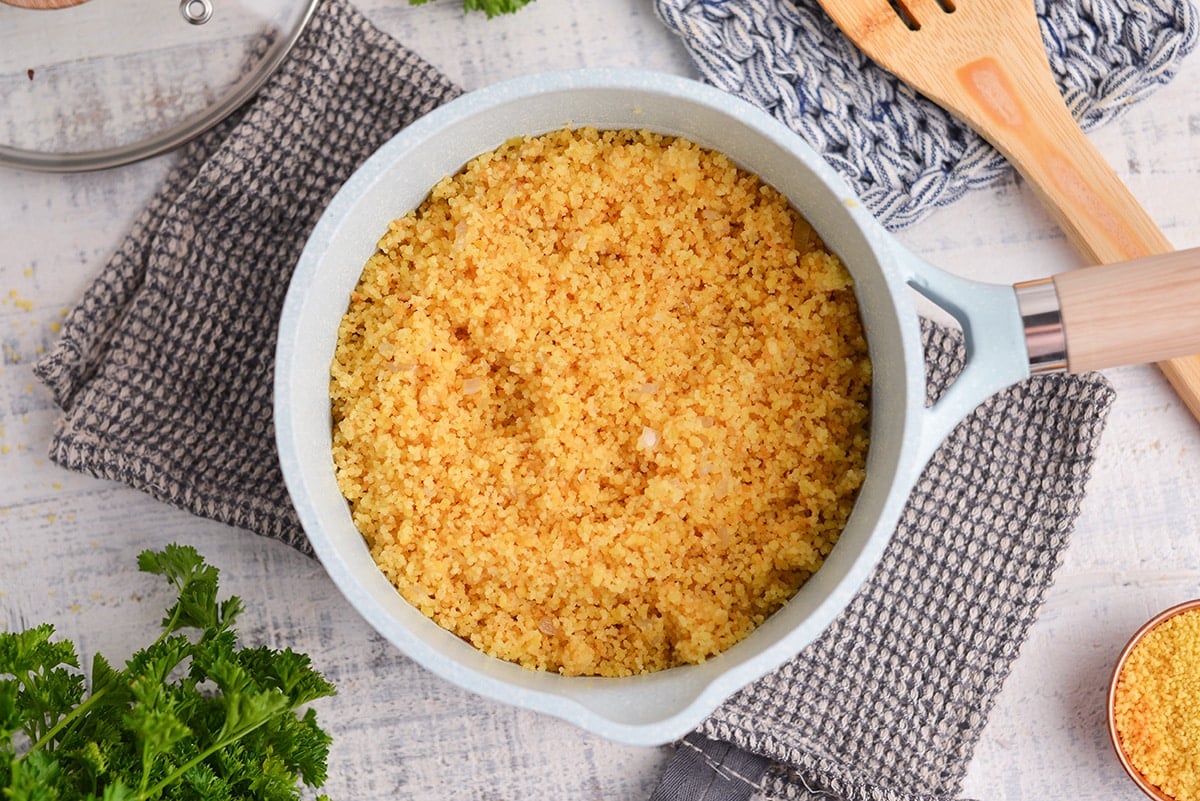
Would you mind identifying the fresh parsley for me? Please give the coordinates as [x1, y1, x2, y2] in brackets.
[1, 544, 336, 801]
[408, 0, 535, 17]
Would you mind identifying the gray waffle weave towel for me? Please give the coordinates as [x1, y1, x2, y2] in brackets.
[33, 0, 1127, 799]
[34, 0, 460, 552]
[650, 327, 1115, 801]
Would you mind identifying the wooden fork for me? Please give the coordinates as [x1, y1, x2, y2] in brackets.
[815, 0, 1200, 422]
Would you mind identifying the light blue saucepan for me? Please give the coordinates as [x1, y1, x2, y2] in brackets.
[274, 69, 1200, 746]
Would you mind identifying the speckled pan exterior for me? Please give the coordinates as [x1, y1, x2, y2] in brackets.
[273, 69, 1030, 746]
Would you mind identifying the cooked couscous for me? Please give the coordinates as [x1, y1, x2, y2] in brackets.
[1114, 606, 1200, 801]
[330, 128, 871, 677]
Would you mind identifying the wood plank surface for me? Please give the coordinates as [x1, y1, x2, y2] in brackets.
[3, 2, 1200, 799]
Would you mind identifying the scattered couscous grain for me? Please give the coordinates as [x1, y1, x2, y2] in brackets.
[1114, 606, 1200, 801]
[330, 128, 871, 677]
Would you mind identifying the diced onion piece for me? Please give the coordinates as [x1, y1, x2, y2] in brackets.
[462, 377, 483, 395]
[638, 426, 660, 450]
[714, 476, 731, 500]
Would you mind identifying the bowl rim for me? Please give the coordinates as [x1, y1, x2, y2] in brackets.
[1106, 597, 1200, 801]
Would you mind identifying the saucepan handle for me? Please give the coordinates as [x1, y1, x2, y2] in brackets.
[899, 254, 1032, 466]
[899, 246, 1200, 466]
[1016, 247, 1200, 374]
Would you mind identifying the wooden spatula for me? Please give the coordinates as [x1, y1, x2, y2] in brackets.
[814, 0, 1200, 423]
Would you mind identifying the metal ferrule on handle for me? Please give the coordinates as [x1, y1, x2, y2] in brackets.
[1014, 278, 1067, 374]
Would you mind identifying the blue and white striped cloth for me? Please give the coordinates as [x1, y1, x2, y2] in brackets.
[654, 0, 1198, 229]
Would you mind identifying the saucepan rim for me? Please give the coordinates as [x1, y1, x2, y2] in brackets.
[273, 67, 1029, 744]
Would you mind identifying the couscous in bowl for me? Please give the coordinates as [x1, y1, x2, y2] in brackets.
[329, 126, 872, 679]
[1108, 598, 1200, 801]
[274, 68, 1035, 745]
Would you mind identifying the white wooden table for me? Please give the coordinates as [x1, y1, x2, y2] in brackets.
[3, 2, 1199, 798]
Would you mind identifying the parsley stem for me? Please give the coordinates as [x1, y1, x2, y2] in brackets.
[136, 708, 291, 800]
[23, 685, 108, 757]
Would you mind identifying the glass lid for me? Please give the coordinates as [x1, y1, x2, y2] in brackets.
[0, 0, 319, 171]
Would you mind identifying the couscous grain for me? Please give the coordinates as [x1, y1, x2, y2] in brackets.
[330, 128, 871, 677]
[1114, 606, 1200, 801]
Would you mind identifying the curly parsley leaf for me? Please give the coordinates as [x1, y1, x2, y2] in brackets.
[1, 546, 336, 801]
[408, 0, 535, 17]
[137, 544, 243, 637]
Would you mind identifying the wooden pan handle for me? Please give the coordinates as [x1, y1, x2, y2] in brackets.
[1054, 249, 1200, 373]
[953, 55, 1200, 421]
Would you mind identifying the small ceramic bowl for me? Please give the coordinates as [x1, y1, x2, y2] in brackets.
[1107, 598, 1200, 801]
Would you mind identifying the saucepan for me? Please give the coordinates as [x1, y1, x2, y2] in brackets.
[273, 69, 1200, 746]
